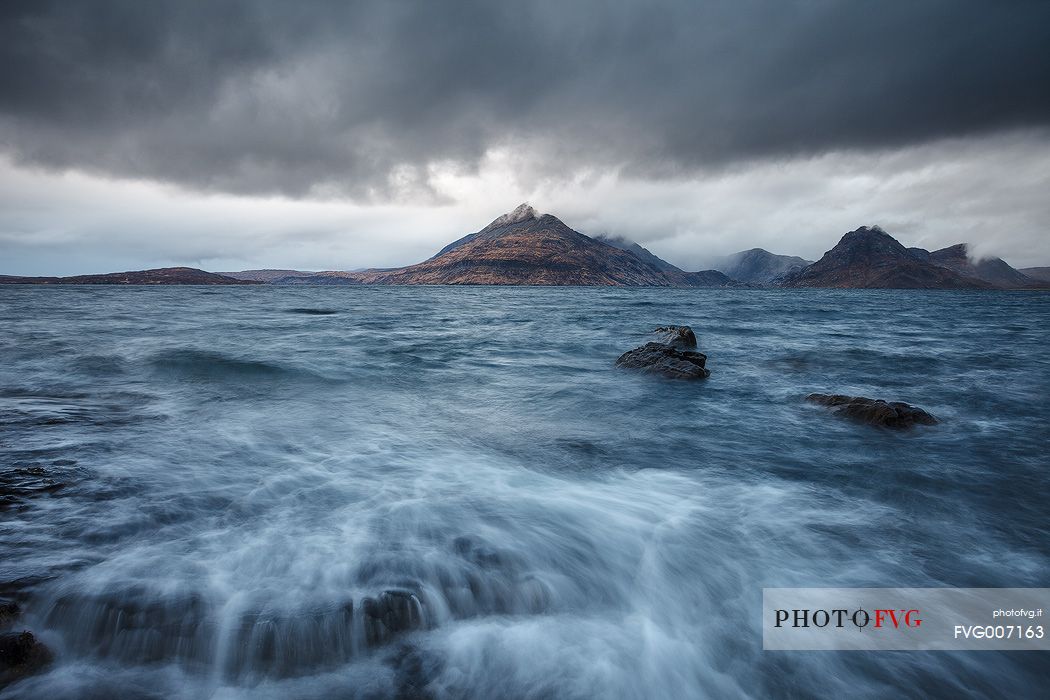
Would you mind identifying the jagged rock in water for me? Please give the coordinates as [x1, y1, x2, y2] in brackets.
[36, 555, 555, 680]
[652, 325, 697, 348]
[225, 602, 356, 678]
[806, 394, 938, 429]
[43, 590, 366, 679]
[0, 601, 19, 629]
[362, 590, 426, 647]
[616, 342, 709, 379]
[0, 631, 53, 687]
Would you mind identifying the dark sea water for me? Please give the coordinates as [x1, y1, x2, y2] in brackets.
[0, 286, 1047, 699]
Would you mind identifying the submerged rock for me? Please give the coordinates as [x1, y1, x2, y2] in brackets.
[0, 600, 19, 629]
[652, 325, 697, 348]
[0, 631, 53, 687]
[616, 342, 710, 379]
[362, 590, 426, 647]
[806, 394, 938, 429]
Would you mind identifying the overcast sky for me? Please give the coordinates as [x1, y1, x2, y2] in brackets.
[2, 0, 1049, 275]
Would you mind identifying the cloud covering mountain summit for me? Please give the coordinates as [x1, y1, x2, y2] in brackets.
[2, 0, 1048, 197]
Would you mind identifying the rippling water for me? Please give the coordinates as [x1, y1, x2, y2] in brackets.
[0, 286, 1047, 699]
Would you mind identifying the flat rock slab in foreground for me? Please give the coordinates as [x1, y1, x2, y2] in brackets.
[806, 394, 938, 429]
[616, 342, 710, 379]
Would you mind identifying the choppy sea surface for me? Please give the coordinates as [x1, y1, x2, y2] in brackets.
[0, 286, 1047, 699]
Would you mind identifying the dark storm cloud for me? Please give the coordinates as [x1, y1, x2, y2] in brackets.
[1, 0, 1048, 197]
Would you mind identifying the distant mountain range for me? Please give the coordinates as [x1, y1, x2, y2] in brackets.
[216, 269, 316, 282]
[783, 226, 990, 289]
[593, 234, 682, 272]
[0, 267, 258, 285]
[1, 207, 1046, 289]
[1021, 267, 1050, 283]
[718, 249, 812, 284]
[919, 244, 1035, 288]
[259, 213, 1047, 289]
[782, 226, 1042, 289]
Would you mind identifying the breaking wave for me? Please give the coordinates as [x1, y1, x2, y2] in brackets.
[0, 286, 1047, 699]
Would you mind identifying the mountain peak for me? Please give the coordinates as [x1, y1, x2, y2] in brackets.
[937, 243, 969, 257]
[720, 248, 812, 284]
[785, 225, 988, 289]
[351, 206, 731, 286]
[835, 226, 909, 258]
[594, 234, 683, 273]
[483, 203, 538, 231]
[929, 242, 1036, 288]
[843, 225, 888, 238]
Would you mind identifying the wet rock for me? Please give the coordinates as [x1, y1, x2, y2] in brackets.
[362, 590, 425, 647]
[227, 601, 355, 678]
[616, 342, 710, 379]
[0, 631, 53, 687]
[0, 600, 19, 629]
[385, 642, 434, 700]
[451, 535, 514, 570]
[806, 394, 938, 429]
[652, 325, 697, 348]
[44, 590, 212, 666]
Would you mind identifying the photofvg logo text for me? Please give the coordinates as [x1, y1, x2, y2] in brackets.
[763, 588, 1048, 651]
[774, 607, 922, 630]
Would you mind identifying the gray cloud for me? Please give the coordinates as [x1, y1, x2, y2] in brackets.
[3, 128, 1048, 277]
[2, 0, 1049, 197]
